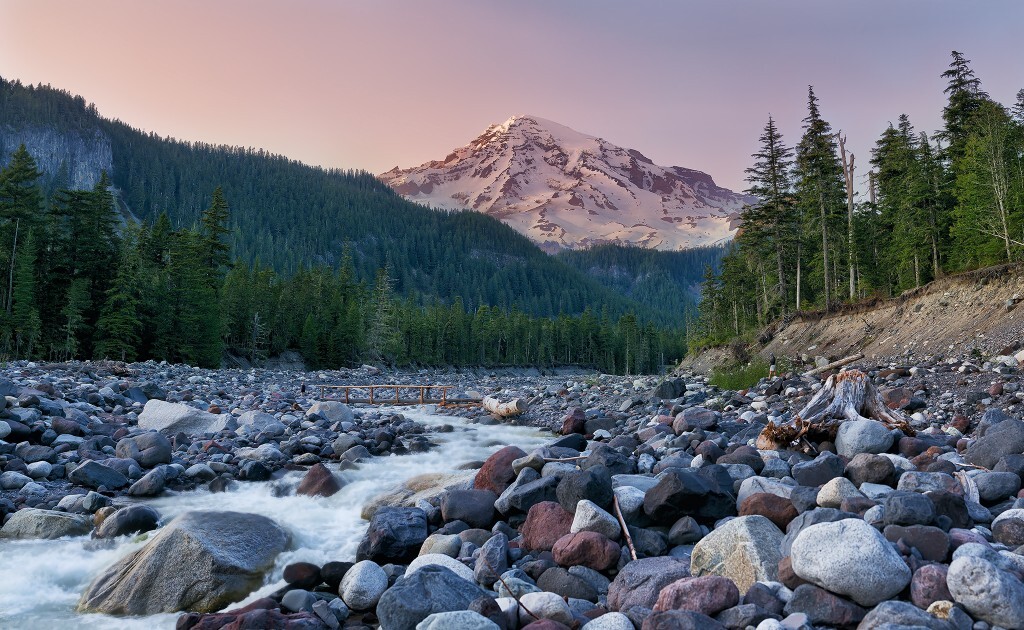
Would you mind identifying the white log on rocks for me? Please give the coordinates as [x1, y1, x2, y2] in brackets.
[802, 353, 864, 378]
[481, 396, 528, 418]
[757, 369, 914, 450]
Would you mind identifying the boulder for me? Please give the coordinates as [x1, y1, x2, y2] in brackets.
[115, 432, 172, 468]
[689, 515, 782, 594]
[296, 463, 344, 498]
[520, 501, 574, 552]
[570, 499, 621, 540]
[306, 401, 354, 424]
[408, 553, 476, 583]
[946, 554, 1024, 628]
[441, 489, 497, 529]
[339, 560, 388, 610]
[417, 610, 501, 630]
[0, 508, 92, 539]
[356, 506, 428, 564]
[69, 460, 129, 490]
[474, 445, 527, 494]
[138, 400, 229, 435]
[608, 556, 691, 612]
[552, 531, 620, 572]
[790, 518, 911, 606]
[652, 575, 739, 616]
[376, 565, 486, 630]
[964, 418, 1024, 469]
[94, 505, 161, 538]
[517, 591, 574, 626]
[783, 583, 866, 628]
[77, 511, 288, 614]
[835, 419, 893, 458]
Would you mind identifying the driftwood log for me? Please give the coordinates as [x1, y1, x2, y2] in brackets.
[802, 353, 864, 378]
[482, 396, 528, 418]
[756, 369, 915, 450]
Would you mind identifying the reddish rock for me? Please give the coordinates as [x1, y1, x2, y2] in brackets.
[989, 382, 1005, 397]
[641, 610, 724, 630]
[653, 575, 739, 616]
[882, 387, 913, 410]
[778, 556, 809, 590]
[51, 417, 83, 436]
[784, 583, 866, 627]
[839, 496, 878, 516]
[948, 527, 987, 550]
[295, 463, 343, 497]
[282, 562, 321, 589]
[552, 531, 621, 571]
[520, 501, 574, 552]
[993, 516, 1024, 546]
[739, 493, 798, 531]
[561, 408, 586, 435]
[176, 598, 324, 630]
[910, 563, 952, 610]
[474, 445, 527, 494]
[949, 415, 970, 433]
[521, 620, 571, 630]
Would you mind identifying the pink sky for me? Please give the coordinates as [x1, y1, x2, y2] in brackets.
[1, 1, 1021, 192]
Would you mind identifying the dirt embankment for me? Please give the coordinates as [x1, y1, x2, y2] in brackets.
[683, 264, 1024, 374]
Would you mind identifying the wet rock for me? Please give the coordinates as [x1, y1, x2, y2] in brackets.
[77, 511, 288, 614]
[283, 562, 322, 590]
[474, 445, 527, 495]
[441, 489, 497, 529]
[0, 507, 92, 539]
[296, 463, 344, 497]
[357, 507, 429, 564]
[94, 505, 160, 538]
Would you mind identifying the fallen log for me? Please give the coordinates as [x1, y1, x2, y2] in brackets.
[802, 353, 864, 378]
[481, 396, 528, 418]
[756, 369, 914, 450]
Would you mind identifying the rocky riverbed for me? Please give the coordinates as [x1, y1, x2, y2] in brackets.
[2, 355, 1024, 629]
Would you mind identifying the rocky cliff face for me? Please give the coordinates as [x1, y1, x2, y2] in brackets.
[0, 125, 112, 189]
[380, 115, 754, 251]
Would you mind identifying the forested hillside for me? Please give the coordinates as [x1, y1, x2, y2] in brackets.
[696, 51, 1024, 347]
[0, 77, 696, 372]
[0, 77, 669, 322]
[557, 244, 725, 326]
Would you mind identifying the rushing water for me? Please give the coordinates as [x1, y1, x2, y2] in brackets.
[0, 407, 552, 629]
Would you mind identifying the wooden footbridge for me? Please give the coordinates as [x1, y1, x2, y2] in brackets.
[315, 384, 482, 407]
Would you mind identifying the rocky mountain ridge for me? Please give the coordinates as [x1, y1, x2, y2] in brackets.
[380, 115, 755, 252]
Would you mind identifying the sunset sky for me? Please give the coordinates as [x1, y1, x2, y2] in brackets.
[1, 1, 1021, 192]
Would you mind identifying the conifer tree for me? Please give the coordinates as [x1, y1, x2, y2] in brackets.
[200, 186, 231, 276]
[741, 115, 796, 314]
[940, 51, 988, 168]
[95, 225, 143, 361]
[794, 87, 846, 308]
[10, 229, 41, 356]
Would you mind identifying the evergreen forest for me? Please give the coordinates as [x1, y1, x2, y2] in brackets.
[696, 52, 1024, 347]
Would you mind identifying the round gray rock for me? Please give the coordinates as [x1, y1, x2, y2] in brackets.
[946, 554, 1024, 628]
[340, 560, 388, 610]
[416, 610, 500, 630]
[835, 419, 894, 458]
[0, 508, 92, 539]
[790, 518, 911, 606]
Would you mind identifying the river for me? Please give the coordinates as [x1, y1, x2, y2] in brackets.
[0, 407, 553, 629]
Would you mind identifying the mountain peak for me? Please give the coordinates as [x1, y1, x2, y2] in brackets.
[380, 116, 753, 251]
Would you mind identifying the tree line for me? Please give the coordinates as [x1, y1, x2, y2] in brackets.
[0, 149, 681, 373]
[696, 51, 1024, 345]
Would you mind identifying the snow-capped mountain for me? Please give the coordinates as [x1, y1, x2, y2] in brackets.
[379, 115, 754, 251]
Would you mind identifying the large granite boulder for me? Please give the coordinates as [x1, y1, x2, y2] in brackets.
[376, 565, 486, 630]
[0, 508, 92, 539]
[77, 511, 288, 615]
[138, 400, 230, 435]
[689, 515, 782, 594]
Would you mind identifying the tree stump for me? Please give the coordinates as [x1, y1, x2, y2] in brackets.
[756, 369, 915, 450]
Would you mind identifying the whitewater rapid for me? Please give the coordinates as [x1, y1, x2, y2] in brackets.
[0, 407, 552, 629]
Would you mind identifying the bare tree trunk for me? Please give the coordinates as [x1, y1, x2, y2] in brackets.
[7, 218, 18, 316]
[482, 396, 528, 417]
[838, 133, 856, 300]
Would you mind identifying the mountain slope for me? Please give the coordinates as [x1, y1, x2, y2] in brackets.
[380, 115, 755, 251]
[0, 78, 675, 323]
